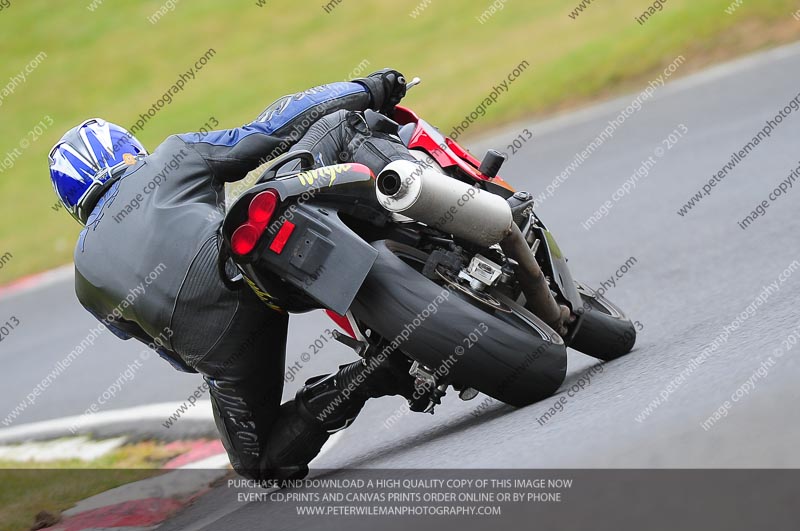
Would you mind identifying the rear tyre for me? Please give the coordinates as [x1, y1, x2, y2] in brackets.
[568, 282, 637, 361]
[351, 240, 567, 407]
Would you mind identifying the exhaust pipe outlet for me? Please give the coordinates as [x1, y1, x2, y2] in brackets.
[377, 160, 569, 335]
[376, 160, 513, 247]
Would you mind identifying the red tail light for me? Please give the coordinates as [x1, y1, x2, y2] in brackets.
[230, 189, 280, 256]
[231, 224, 260, 255]
[249, 189, 278, 223]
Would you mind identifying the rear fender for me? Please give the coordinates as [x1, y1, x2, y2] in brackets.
[222, 163, 382, 314]
[530, 225, 582, 312]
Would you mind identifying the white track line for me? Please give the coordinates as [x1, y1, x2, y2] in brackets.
[0, 401, 343, 468]
[0, 401, 214, 443]
[0, 435, 127, 461]
[0, 264, 73, 301]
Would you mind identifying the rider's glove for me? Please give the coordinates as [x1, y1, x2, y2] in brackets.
[354, 68, 407, 115]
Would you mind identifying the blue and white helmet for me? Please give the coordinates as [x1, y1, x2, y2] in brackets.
[49, 118, 147, 224]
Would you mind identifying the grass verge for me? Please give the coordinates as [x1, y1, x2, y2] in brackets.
[0, 1, 798, 281]
[0, 440, 191, 531]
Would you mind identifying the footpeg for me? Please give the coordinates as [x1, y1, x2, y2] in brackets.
[409, 361, 446, 414]
[409, 361, 437, 388]
[332, 329, 369, 357]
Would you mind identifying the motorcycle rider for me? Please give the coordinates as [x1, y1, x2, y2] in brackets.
[48, 69, 424, 481]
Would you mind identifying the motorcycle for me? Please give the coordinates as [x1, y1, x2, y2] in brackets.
[221, 79, 637, 412]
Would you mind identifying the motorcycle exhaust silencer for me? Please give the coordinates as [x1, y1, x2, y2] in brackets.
[376, 160, 513, 247]
[376, 159, 569, 335]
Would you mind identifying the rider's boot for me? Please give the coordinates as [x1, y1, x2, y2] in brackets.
[258, 378, 372, 481]
[259, 354, 418, 480]
[334, 353, 430, 410]
[258, 374, 365, 481]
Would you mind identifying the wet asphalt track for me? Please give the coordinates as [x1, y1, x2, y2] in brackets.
[2, 43, 800, 529]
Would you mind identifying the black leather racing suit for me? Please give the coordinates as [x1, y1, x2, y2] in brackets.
[73, 78, 413, 478]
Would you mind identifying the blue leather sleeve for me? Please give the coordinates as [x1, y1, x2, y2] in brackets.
[175, 82, 370, 182]
[178, 82, 368, 147]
